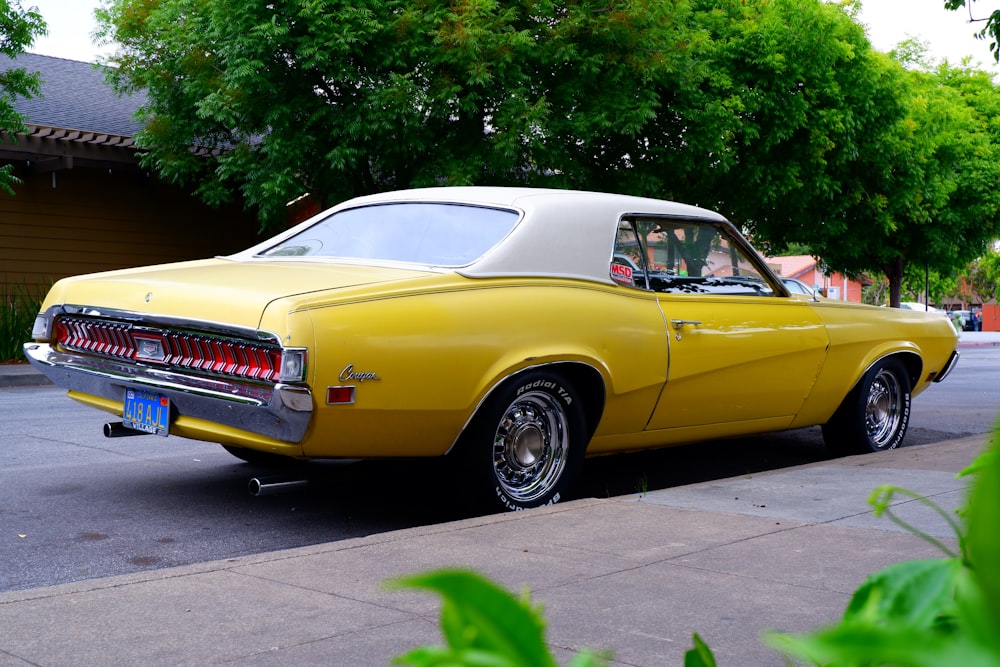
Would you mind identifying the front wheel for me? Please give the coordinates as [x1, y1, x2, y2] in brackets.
[822, 358, 911, 455]
[457, 371, 587, 512]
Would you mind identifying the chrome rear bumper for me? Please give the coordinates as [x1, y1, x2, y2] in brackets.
[23, 342, 312, 443]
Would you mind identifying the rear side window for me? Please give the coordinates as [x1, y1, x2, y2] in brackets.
[260, 203, 520, 266]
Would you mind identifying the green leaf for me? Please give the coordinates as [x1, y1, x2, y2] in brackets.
[766, 621, 1000, 667]
[387, 569, 558, 667]
[565, 650, 612, 667]
[684, 633, 718, 667]
[843, 558, 961, 627]
[966, 428, 1000, 635]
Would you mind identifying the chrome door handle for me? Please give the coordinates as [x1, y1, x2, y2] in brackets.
[670, 319, 702, 330]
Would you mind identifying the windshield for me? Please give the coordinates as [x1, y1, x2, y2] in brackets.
[259, 202, 520, 266]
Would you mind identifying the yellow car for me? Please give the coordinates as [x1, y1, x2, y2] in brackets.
[24, 187, 960, 511]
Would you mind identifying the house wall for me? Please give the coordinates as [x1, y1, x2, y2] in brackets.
[1, 167, 260, 297]
[983, 304, 1000, 332]
[794, 268, 863, 302]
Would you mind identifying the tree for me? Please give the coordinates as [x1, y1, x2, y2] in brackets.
[95, 0, 1000, 305]
[965, 247, 1000, 304]
[96, 0, 705, 229]
[0, 0, 45, 195]
[944, 0, 1000, 61]
[96, 0, 890, 234]
[775, 56, 1000, 307]
[900, 265, 956, 308]
[645, 0, 909, 243]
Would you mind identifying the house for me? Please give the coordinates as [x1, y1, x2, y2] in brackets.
[0, 53, 259, 296]
[767, 255, 865, 302]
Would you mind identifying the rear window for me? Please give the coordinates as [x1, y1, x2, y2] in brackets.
[259, 202, 520, 266]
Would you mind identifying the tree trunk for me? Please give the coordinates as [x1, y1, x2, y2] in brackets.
[884, 256, 904, 308]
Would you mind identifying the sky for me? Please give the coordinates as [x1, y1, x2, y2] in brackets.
[22, 0, 1000, 77]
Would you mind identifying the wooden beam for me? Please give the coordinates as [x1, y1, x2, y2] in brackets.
[28, 155, 73, 174]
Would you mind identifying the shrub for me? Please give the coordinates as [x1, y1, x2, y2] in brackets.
[0, 282, 43, 363]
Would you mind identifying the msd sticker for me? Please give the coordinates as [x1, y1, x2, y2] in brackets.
[610, 262, 634, 285]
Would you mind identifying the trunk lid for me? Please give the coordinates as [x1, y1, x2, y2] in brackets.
[47, 258, 437, 329]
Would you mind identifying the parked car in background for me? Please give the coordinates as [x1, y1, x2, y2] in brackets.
[900, 301, 946, 315]
[24, 188, 960, 511]
[781, 277, 817, 297]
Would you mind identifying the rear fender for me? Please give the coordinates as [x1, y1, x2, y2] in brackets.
[447, 358, 607, 456]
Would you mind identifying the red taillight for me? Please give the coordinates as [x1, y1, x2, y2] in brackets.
[57, 318, 134, 358]
[54, 316, 288, 384]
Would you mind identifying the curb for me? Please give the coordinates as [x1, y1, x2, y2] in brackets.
[0, 364, 51, 388]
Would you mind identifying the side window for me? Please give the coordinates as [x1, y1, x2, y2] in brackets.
[611, 220, 649, 289]
[612, 217, 778, 296]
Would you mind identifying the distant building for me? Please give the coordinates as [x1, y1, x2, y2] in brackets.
[0, 53, 258, 295]
[767, 255, 865, 302]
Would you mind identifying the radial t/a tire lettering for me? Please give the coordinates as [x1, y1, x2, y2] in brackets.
[822, 358, 911, 455]
[458, 371, 587, 512]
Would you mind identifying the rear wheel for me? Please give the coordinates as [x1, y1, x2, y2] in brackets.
[458, 371, 587, 512]
[822, 358, 911, 455]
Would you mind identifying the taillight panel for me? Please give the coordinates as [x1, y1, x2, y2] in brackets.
[54, 316, 298, 385]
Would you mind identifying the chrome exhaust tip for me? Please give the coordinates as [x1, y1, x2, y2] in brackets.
[103, 422, 148, 438]
[248, 476, 309, 497]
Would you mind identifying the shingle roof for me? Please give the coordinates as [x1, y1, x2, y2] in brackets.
[1, 52, 145, 137]
[768, 255, 818, 279]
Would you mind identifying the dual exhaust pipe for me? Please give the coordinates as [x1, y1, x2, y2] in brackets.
[103, 421, 148, 438]
[103, 422, 309, 496]
[247, 476, 309, 496]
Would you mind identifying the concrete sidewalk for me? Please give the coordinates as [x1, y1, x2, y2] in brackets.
[0, 435, 986, 666]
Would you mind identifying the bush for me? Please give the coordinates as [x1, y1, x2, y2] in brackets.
[0, 282, 43, 363]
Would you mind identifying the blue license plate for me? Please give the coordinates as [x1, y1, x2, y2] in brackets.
[123, 388, 170, 436]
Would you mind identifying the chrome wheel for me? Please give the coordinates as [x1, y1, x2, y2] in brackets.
[822, 357, 911, 455]
[491, 390, 569, 505]
[865, 368, 905, 449]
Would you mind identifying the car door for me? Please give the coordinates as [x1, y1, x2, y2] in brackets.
[612, 217, 830, 432]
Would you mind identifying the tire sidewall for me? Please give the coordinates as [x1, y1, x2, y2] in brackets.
[853, 358, 912, 452]
[466, 371, 586, 512]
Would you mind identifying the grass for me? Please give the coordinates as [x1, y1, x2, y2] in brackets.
[635, 472, 648, 497]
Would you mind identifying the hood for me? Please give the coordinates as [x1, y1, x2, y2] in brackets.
[45, 258, 437, 329]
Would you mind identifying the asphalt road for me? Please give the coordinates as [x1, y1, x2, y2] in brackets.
[2, 346, 997, 593]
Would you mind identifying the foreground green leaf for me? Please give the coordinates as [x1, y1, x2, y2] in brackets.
[966, 427, 1000, 637]
[388, 569, 557, 667]
[843, 558, 960, 627]
[684, 633, 717, 667]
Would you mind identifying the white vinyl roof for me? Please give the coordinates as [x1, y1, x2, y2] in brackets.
[238, 187, 730, 285]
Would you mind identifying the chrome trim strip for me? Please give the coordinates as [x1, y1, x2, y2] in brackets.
[51, 305, 280, 343]
[23, 342, 312, 443]
[933, 350, 960, 383]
